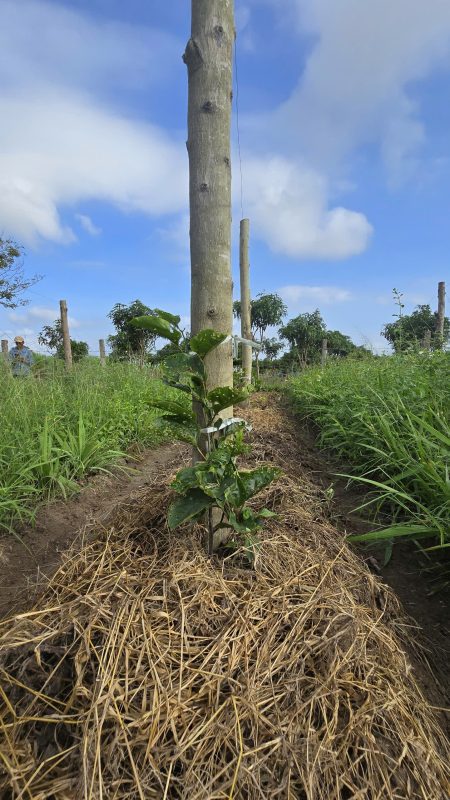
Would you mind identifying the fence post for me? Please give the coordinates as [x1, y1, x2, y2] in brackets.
[59, 299, 73, 371]
[239, 218, 252, 386]
[321, 338, 328, 366]
[436, 281, 446, 348]
[1, 339, 8, 361]
[99, 338, 106, 366]
[423, 329, 431, 351]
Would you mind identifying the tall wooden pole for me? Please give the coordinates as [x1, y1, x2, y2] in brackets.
[423, 329, 431, 351]
[1, 339, 8, 360]
[99, 338, 106, 366]
[436, 281, 446, 347]
[239, 218, 252, 384]
[321, 338, 328, 366]
[59, 300, 72, 371]
[184, 0, 234, 404]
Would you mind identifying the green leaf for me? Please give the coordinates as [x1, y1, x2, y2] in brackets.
[167, 489, 213, 529]
[238, 466, 281, 500]
[207, 387, 249, 415]
[190, 330, 227, 357]
[163, 352, 205, 379]
[348, 523, 433, 543]
[228, 507, 261, 534]
[131, 315, 181, 344]
[171, 465, 200, 494]
[146, 398, 193, 420]
[154, 309, 181, 326]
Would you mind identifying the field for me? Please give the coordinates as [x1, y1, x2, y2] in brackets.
[0, 359, 183, 535]
[289, 351, 450, 552]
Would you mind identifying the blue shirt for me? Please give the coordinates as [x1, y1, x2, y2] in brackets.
[9, 345, 34, 376]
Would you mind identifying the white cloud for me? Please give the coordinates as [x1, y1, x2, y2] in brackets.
[0, 0, 187, 246]
[243, 156, 372, 258]
[0, 0, 181, 97]
[279, 284, 353, 311]
[273, 0, 450, 180]
[75, 214, 102, 237]
[0, 91, 187, 245]
[8, 305, 80, 329]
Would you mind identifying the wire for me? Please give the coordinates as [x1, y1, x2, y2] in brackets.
[234, 32, 245, 221]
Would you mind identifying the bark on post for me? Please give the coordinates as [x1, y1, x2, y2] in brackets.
[1, 339, 8, 360]
[239, 218, 252, 385]
[436, 281, 446, 347]
[321, 338, 328, 367]
[59, 300, 72, 371]
[423, 329, 431, 351]
[99, 339, 106, 367]
[183, 0, 234, 407]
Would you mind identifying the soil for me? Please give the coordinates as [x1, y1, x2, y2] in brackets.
[1, 393, 448, 729]
[0, 443, 186, 619]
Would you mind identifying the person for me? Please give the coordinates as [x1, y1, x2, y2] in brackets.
[9, 335, 34, 376]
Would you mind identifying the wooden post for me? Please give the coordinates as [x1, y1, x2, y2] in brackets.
[59, 299, 72, 371]
[184, 0, 234, 403]
[436, 281, 446, 347]
[1, 339, 8, 360]
[321, 338, 328, 366]
[99, 339, 106, 366]
[239, 218, 252, 385]
[423, 329, 431, 351]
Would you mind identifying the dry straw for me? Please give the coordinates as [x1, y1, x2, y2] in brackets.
[0, 397, 449, 799]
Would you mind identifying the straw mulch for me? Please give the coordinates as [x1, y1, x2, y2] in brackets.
[1, 398, 449, 799]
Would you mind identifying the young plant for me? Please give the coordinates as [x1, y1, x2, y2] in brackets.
[132, 311, 281, 556]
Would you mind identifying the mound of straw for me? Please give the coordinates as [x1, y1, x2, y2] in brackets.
[1, 398, 449, 799]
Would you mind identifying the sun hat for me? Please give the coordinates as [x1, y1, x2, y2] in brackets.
[14, 335, 25, 343]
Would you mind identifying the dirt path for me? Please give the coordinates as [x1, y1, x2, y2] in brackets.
[0, 443, 185, 618]
[1, 394, 448, 722]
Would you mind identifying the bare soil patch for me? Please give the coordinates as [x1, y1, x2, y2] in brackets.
[0, 443, 185, 619]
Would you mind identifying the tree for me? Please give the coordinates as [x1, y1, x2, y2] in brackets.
[279, 310, 326, 368]
[262, 337, 283, 363]
[234, 293, 287, 377]
[381, 304, 450, 353]
[326, 330, 356, 357]
[38, 319, 89, 362]
[108, 300, 157, 362]
[183, 0, 234, 412]
[0, 237, 41, 308]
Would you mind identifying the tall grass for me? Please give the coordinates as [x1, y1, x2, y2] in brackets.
[0, 359, 184, 534]
[288, 352, 450, 550]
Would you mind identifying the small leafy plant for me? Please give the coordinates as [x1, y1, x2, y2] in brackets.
[132, 311, 281, 556]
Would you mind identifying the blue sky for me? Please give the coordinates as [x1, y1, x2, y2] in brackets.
[1, 0, 449, 354]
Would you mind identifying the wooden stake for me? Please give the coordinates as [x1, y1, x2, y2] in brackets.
[239, 218, 252, 385]
[436, 281, 446, 347]
[1, 339, 8, 360]
[59, 299, 72, 371]
[321, 338, 328, 366]
[99, 338, 106, 366]
[423, 329, 431, 351]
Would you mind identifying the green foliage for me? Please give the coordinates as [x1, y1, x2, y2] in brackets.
[233, 293, 287, 368]
[133, 310, 281, 556]
[279, 310, 326, 367]
[190, 330, 227, 357]
[0, 237, 41, 308]
[382, 300, 450, 353]
[0, 360, 185, 534]
[107, 300, 158, 361]
[38, 319, 89, 362]
[289, 352, 450, 555]
[262, 337, 283, 362]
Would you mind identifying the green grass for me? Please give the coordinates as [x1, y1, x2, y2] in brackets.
[288, 352, 450, 551]
[0, 359, 185, 535]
